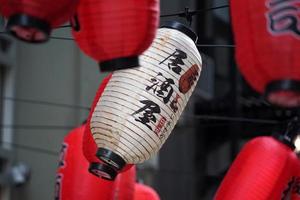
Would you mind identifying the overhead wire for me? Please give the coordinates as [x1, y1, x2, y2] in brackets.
[2, 96, 90, 110]
[0, 124, 77, 130]
[0, 141, 59, 156]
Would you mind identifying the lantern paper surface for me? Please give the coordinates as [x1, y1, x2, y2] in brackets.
[83, 74, 133, 180]
[214, 136, 299, 200]
[72, 0, 159, 72]
[55, 125, 116, 200]
[231, 0, 300, 107]
[90, 21, 201, 171]
[0, 0, 78, 42]
[134, 183, 160, 200]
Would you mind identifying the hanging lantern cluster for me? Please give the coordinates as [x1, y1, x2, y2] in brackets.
[231, 0, 300, 108]
[0, 0, 78, 43]
[214, 135, 299, 200]
[72, 0, 159, 72]
[85, 21, 202, 179]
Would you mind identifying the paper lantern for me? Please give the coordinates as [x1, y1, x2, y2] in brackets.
[134, 183, 160, 200]
[89, 21, 201, 172]
[72, 0, 159, 72]
[83, 74, 133, 180]
[55, 125, 116, 200]
[0, 0, 78, 43]
[231, 0, 300, 107]
[214, 136, 299, 200]
[291, 159, 300, 200]
[114, 166, 136, 200]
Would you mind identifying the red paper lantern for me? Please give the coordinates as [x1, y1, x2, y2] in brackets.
[214, 136, 299, 200]
[114, 166, 136, 200]
[72, 0, 159, 72]
[83, 74, 133, 180]
[55, 125, 116, 200]
[134, 183, 160, 200]
[291, 158, 300, 200]
[231, 0, 300, 108]
[0, 0, 78, 43]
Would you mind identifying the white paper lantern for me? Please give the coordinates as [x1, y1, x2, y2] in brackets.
[90, 21, 202, 171]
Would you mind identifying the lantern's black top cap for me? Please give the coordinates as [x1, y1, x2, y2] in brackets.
[161, 21, 198, 43]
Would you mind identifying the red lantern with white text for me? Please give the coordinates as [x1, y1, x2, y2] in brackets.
[214, 136, 299, 200]
[72, 0, 159, 72]
[55, 125, 116, 200]
[231, 0, 300, 107]
[134, 183, 160, 200]
[0, 0, 78, 43]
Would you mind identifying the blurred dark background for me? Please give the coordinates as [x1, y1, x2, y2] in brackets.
[0, 0, 296, 199]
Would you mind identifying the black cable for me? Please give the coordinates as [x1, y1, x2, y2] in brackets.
[0, 124, 76, 130]
[53, 5, 229, 29]
[161, 4, 229, 18]
[49, 36, 74, 41]
[3, 96, 90, 110]
[0, 141, 59, 156]
[55, 24, 71, 29]
[192, 114, 279, 124]
[197, 44, 235, 48]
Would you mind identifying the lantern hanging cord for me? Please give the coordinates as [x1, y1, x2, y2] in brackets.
[2, 96, 90, 110]
[0, 114, 280, 132]
[54, 4, 229, 29]
[160, 4, 229, 18]
[0, 32, 237, 47]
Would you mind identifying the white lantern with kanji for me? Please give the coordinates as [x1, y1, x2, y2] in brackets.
[90, 21, 202, 171]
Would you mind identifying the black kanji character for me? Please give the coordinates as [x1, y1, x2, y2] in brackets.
[160, 49, 187, 75]
[146, 73, 175, 104]
[133, 100, 161, 130]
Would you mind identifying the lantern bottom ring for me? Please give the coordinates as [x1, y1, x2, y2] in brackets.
[99, 56, 139, 72]
[96, 148, 126, 171]
[7, 14, 51, 43]
[265, 79, 300, 107]
[89, 162, 117, 181]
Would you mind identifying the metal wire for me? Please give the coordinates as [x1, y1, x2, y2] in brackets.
[0, 141, 59, 156]
[3, 96, 90, 110]
[0, 124, 76, 130]
[161, 4, 229, 17]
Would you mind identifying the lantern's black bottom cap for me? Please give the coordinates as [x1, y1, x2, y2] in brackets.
[161, 21, 198, 43]
[7, 14, 50, 43]
[96, 148, 126, 171]
[265, 79, 300, 107]
[89, 162, 117, 181]
[99, 56, 139, 72]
